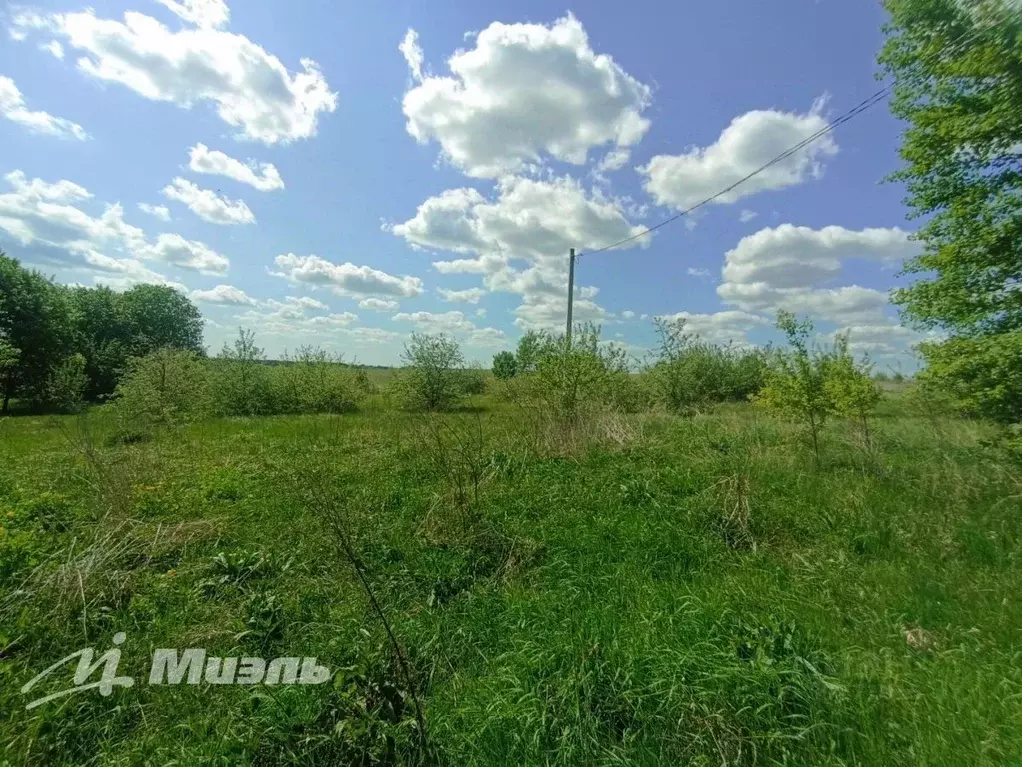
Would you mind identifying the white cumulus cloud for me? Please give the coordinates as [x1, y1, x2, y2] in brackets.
[392, 310, 475, 332]
[162, 178, 255, 225]
[639, 102, 837, 210]
[437, 287, 486, 304]
[272, 254, 424, 298]
[138, 232, 229, 274]
[658, 310, 768, 346]
[188, 143, 284, 192]
[190, 284, 256, 305]
[716, 224, 919, 324]
[138, 203, 171, 221]
[359, 298, 399, 311]
[156, 0, 230, 29]
[401, 13, 651, 178]
[0, 75, 88, 140]
[14, 7, 336, 144]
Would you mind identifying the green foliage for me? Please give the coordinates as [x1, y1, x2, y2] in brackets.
[210, 328, 272, 416]
[66, 286, 129, 401]
[528, 323, 630, 423]
[269, 346, 368, 414]
[823, 334, 883, 445]
[648, 316, 768, 413]
[392, 333, 468, 411]
[880, 0, 1022, 421]
[515, 330, 545, 374]
[113, 348, 210, 431]
[492, 350, 518, 380]
[755, 312, 833, 463]
[0, 252, 71, 412]
[915, 330, 1022, 422]
[45, 353, 89, 414]
[461, 366, 487, 396]
[116, 284, 204, 358]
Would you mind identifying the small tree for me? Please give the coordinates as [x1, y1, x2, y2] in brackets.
[649, 317, 767, 414]
[114, 348, 210, 431]
[0, 339, 20, 412]
[755, 312, 832, 465]
[393, 333, 466, 411]
[492, 351, 518, 380]
[211, 328, 271, 416]
[515, 331, 545, 374]
[530, 323, 629, 424]
[823, 334, 883, 448]
[46, 353, 89, 414]
[269, 346, 365, 414]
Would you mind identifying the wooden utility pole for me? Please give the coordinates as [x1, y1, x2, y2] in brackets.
[565, 248, 575, 342]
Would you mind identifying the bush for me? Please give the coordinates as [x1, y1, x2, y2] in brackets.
[210, 329, 272, 416]
[268, 347, 367, 414]
[648, 317, 767, 413]
[461, 366, 488, 396]
[916, 331, 1022, 425]
[823, 334, 882, 446]
[755, 312, 832, 464]
[527, 324, 630, 423]
[492, 351, 518, 380]
[113, 348, 210, 431]
[45, 353, 88, 413]
[392, 333, 468, 411]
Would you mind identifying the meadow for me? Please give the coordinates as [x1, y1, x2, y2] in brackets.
[1, 382, 1020, 765]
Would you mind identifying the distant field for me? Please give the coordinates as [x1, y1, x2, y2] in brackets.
[1, 393, 1020, 764]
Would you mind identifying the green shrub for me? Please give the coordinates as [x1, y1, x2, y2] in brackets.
[113, 348, 210, 431]
[269, 346, 367, 414]
[210, 328, 272, 416]
[492, 350, 518, 380]
[461, 366, 488, 396]
[755, 312, 832, 464]
[915, 331, 1022, 425]
[392, 333, 468, 411]
[823, 334, 882, 446]
[45, 353, 88, 413]
[649, 317, 767, 413]
[528, 323, 630, 423]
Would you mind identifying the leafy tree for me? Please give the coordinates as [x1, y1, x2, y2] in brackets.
[492, 351, 518, 380]
[0, 253, 71, 413]
[46, 353, 89, 414]
[66, 285, 129, 400]
[823, 334, 883, 447]
[530, 323, 630, 424]
[515, 331, 545, 374]
[755, 312, 833, 465]
[114, 348, 210, 431]
[649, 317, 768, 414]
[117, 284, 204, 358]
[916, 331, 1022, 422]
[880, 0, 1022, 422]
[393, 333, 467, 411]
[211, 328, 271, 416]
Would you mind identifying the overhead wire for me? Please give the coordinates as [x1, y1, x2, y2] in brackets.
[574, 3, 1018, 259]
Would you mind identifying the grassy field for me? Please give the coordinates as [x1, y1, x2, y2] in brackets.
[1, 392, 1020, 765]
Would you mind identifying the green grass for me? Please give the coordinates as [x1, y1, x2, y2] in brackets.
[1, 395, 1020, 765]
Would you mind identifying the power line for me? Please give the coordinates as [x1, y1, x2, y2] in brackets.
[576, 86, 892, 259]
[574, 4, 1017, 260]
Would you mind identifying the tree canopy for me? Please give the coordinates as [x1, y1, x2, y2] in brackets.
[0, 252, 205, 412]
[880, 0, 1022, 421]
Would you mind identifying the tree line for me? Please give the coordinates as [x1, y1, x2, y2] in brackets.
[0, 252, 203, 413]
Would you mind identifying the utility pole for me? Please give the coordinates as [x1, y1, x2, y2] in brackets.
[565, 247, 575, 343]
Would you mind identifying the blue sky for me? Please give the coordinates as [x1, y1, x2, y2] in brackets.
[0, 0, 928, 370]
